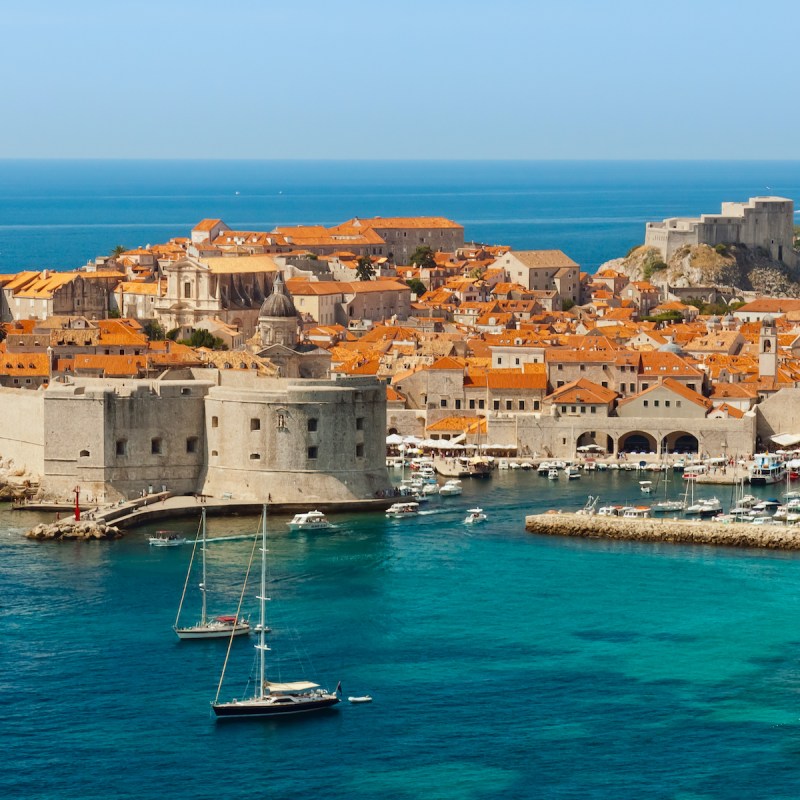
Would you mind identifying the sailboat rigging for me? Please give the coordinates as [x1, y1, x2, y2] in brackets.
[174, 509, 251, 640]
[212, 504, 341, 719]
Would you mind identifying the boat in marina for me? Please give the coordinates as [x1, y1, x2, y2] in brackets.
[386, 501, 420, 518]
[639, 481, 652, 494]
[287, 510, 333, 531]
[685, 497, 722, 516]
[622, 506, 651, 519]
[464, 507, 488, 524]
[174, 509, 251, 640]
[547, 468, 559, 480]
[438, 479, 463, 496]
[149, 531, 186, 547]
[212, 505, 341, 720]
[348, 695, 373, 704]
[748, 453, 787, 485]
[565, 465, 581, 480]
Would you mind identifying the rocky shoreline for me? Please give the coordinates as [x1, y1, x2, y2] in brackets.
[26, 519, 123, 541]
[525, 512, 800, 551]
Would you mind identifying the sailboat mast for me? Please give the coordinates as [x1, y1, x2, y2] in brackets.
[259, 504, 267, 699]
[200, 508, 208, 626]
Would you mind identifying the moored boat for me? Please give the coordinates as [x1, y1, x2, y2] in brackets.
[438, 479, 463, 496]
[386, 501, 420, 518]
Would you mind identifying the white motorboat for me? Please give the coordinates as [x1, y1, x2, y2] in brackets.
[639, 481, 653, 494]
[464, 507, 487, 524]
[565, 465, 581, 480]
[438, 479, 463, 497]
[348, 695, 373, 704]
[547, 468, 559, 480]
[212, 505, 340, 719]
[174, 509, 251, 640]
[386, 502, 420, 518]
[622, 506, 651, 519]
[287, 510, 332, 531]
[421, 482, 440, 495]
[149, 531, 186, 547]
[748, 453, 787, 485]
[685, 498, 722, 516]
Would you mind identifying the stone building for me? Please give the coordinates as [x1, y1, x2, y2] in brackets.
[0, 369, 389, 504]
[488, 250, 580, 306]
[645, 196, 797, 265]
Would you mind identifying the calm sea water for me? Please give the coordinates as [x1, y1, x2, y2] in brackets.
[1, 160, 799, 273]
[4, 471, 800, 799]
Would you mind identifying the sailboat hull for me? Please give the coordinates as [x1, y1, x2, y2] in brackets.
[212, 694, 340, 718]
[175, 623, 250, 640]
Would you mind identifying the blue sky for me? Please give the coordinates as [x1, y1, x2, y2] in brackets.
[2, 0, 796, 159]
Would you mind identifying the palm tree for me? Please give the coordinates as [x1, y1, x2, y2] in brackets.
[110, 245, 127, 259]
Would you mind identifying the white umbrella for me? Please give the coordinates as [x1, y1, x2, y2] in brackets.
[386, 433, 404, 445]
[419, 439, 438, 448]
[449, 443, 465, 450]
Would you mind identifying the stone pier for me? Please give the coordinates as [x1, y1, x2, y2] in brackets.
[525, 513, 800, 551]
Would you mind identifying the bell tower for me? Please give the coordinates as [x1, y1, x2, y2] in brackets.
[759, 314, 778, 379]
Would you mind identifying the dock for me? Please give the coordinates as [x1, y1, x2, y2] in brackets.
[525, 512, 800, 551]
[16, 493, 396, 530]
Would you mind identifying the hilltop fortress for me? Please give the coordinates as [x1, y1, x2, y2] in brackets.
[645, 196, 796, 266]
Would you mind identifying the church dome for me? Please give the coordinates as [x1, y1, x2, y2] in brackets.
[259, 272, 297, 318]
[659, 341, 684, 354]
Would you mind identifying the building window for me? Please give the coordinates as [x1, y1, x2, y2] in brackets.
[250, 418, 261, 431]
[665, 400, 671, 407]
[469, 399, 475, 409]
[497, 357, 503, 365]
[642, 383, 649, 391]
[455, 399, 461, 410]
[79, 449, 90, 458]
[184, 282, 191, 299]
[571, 406, 577, 413]
[580, 365, 585, 372]
[676, 401, 682, 408]
[478, 399, 485, 409]
[601, 381, 608, 388]
[211, 450, 218, 457]
[181, 387, 190, 395]
[151, 437, 162, 455]
[356, 417, 364, 430]
[307, 418, 318, 432]
[493, 400, 500, 410]
[186, 437, 198, 454]
[590, 406, 596, 414]
[580, 406, 586, 413]
[561, 405, 567, 413]
[307, 446, 318, 459]
[533, 400, 540, 411]
[654, 400, 660, 407]
[644, 400, 649, 407]
[440, 398, 448, 408]
[211, 416, 219, 428]
[116, 440, 127, 456]
[249, 453, 261, 460]
[505, 400, 512, 410]
[688, 384, 696, 392]
[519, 401, 525, 410]
[356, 443, 364, 457]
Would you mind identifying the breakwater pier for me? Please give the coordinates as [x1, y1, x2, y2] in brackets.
[525, 512, 800, 551]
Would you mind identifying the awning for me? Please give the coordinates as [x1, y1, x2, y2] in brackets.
[770, 433, 800, 447]
[265, 681, 319, 692]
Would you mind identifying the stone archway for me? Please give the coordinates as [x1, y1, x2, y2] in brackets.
[618, 430, 658, 454]
[662, 431, 699, 455]
[576, 430, 615, 455]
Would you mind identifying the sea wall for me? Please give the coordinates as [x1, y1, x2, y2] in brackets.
[525, 513, 800, 551]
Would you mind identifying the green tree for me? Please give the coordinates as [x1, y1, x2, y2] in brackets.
[355, 255, 376, 281]
[179, 328, 227, 349]
[468, 266, 484, 280]
[562, 298, 575, 311]
[166, 328, 181, 341]
[110, 244, 127, 259]
[107, 308, 121, 319]
[144, 320, 166, 341]
[409, 246, 437, 270]
[406, 278, 426, 296]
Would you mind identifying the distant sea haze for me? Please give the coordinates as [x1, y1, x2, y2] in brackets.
[0, 159, 798, 274]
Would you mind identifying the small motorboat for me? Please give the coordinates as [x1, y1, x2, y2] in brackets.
[348, 695, 373, 704]
[547, 468, 559, 480]
[287, 510, 332, 531]
[149, 532, 186, 547]
[639, 481, 653, 494]
[386, 502, 420, 519]
[464, 507, 487, 524]
[565, 465, 581, 480]
[438, 479, 463, 497]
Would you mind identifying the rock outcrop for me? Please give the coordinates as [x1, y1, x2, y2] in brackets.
[598, 243, 800, 296]
[26, 520, 123, 541]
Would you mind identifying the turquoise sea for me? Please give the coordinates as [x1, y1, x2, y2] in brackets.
[5, 471, 800, 800]
[1, 160, 799, 273]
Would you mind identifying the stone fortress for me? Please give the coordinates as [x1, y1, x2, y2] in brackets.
[645, 196, 796, 266]
[0, 275, 390, 504]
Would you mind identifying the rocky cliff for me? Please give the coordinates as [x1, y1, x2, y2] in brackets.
[599, 243, 800, 297]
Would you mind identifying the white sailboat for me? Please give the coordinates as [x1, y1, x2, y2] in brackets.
[212, 504, 341, 719]
[174, 509, 251, 640]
